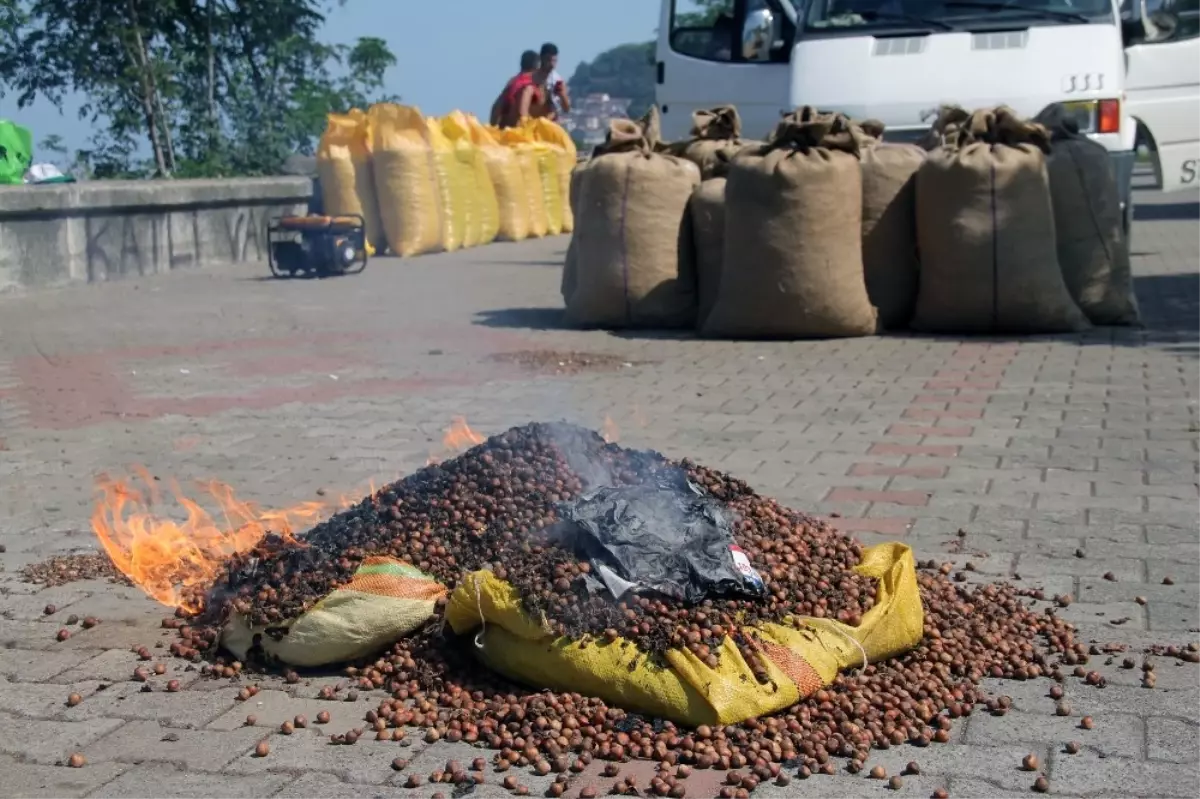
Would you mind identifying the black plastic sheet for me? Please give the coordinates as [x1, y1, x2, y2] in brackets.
[555, 470, 766, 604]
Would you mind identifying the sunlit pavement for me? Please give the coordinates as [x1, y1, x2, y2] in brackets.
[0, 179, 1196, 797]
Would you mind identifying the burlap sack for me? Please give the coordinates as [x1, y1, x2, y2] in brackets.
[1035, 108, 1139, 326]
[913, 107, 1090, 334]
[690, 177, 726, 329]
[857, 128, 924, 329]
[564, 110, 701, 328]
[702, 108, 878, 338]
[672, 106, 761, 180]
[918, 106, 971, 151]
[560, 163, 586, 304]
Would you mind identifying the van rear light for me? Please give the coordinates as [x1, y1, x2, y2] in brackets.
[1097, 99, 1120, 134]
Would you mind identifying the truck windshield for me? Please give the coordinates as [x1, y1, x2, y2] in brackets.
[804, 0, 1116, 32]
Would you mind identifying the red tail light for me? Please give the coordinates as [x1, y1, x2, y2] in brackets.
[1098, 99, 1120, 135]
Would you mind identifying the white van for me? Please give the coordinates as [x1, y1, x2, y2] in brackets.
[656, 0, 1199, 224]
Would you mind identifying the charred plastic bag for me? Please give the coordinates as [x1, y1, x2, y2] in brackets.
[856, 123, 924, 329]
[564, 109, 700, 329]
[913, 107, 1090, 333]
[447, 538, 924, 727]
[1034, 107, 1140, 326]
[703, 108, 878, 338]
[554, 471, 765, 604]
[690, 176, 727, 329]
[222, 557, 446, 668]
[672, 106, 761, 180]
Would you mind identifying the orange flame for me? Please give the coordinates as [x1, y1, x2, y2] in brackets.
[602, 415, 620, 443]
[427, 416, 486, 465]
[90, 469, 327, 612]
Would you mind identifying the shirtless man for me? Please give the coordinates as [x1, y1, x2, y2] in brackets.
[490, 50, 543, 128]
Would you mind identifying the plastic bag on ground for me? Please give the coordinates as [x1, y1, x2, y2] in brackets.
[443, 112, 500, 246]
[564, 110, 700, 329]
[0, 120, 33, 185]
[1035, 106, 1140, 326]
[552, 470, 766, 604]
[703, 108, 878, 338]
[446, 542, 923, 727]
[369, 104, 444, 257]
[317, 110, 387, 254]
[913, 106, 1090, 333]
[525, 118, 577, 232]
[466, 119, 530, 241]
[222, 557, 445, 668]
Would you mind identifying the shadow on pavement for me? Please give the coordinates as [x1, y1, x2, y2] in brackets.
[474, 307, 571, 330]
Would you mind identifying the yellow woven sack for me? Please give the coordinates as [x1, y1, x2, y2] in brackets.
[531, 142, 564, 236]
[442, 113, 500, 246]
[316, 110, 387, 252]
[447, 542, 923, 727]
[467, 119, 529, 241]
[369, 104, 442, 257]
[495, 127, 549, 238]
[525, 118, 577, 232]
[223, 557, 446, 668]
[424, 118, 470, 251]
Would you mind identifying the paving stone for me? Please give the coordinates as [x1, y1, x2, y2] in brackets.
[0, 712, 126, 764]
[0, 676, 103, 719]
[205, 688, 370, 732]
[0, 753, 126, 798]
[270, 772, 414, 798]
[224, 724, 423, 784]
[81, 719, 265, 771]
[964, 708, 1145, 759]
[63, 680, 232, 729]
[56, 647, 197, 684]
[0, 585, 95, 621]
[1147, 716, 1200, 764]
[1050, 752, 1200, 797]
[860, 742, 1053, 792]
[90, 763, 293, 798]
[0, 647, 95, 682]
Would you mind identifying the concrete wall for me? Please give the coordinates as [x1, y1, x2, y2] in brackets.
[0, 177, 311, 291]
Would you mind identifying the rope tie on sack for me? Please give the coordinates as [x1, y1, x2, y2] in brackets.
[472, 572, 488, 649]
[690, 106, 742, 140]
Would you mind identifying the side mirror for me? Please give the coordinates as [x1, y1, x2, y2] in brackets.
[742, 8, 774, 62]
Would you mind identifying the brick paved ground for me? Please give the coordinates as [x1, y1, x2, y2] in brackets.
[0, 177, 1196, 798]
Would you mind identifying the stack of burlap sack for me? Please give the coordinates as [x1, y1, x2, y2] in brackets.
[562, 103, 1139, 335]
[316, 105, 576, 257]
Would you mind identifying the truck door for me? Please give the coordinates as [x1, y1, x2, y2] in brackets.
[656, 0, 794, 141]
[1124, 1, 1200, 191]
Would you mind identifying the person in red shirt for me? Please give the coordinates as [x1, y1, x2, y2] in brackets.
[490, 50, 544, 129]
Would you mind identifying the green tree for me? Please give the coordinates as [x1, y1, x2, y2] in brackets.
[567, 41, 655, 119]
[675, 0, 733, 27]
[0, 1, 399, 178]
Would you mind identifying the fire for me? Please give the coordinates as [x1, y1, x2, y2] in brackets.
[443, 416, 484, 450]
[90, 469, 327, 612]
[602, 415, 620, 443]
[427, 416, 485, 465]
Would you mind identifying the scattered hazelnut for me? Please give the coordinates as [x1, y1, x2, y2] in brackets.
[1033, 776, 1049, 793]
[1080, 716, 1094, 730]
[1021, 754, 1039, 771]
[315, 710, 330, 724]
[1065, 741, 1081, 754]
[254, 741, 270, 758]
[869, 766, 887, 779]
[66, 693, 82, 707]
[55, 628, 70, 642]
[67, 753, 86, 768]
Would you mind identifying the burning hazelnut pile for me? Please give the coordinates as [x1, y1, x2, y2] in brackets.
[165, 422, 1095, 789]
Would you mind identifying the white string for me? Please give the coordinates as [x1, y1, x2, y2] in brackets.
[472, 574, 487, 650]
[827, 623, 869, 674]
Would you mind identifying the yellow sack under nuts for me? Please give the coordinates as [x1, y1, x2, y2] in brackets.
[223, 557, 446, 668]
[447, 542, 923, 727]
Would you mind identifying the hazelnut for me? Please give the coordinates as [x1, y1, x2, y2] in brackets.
[67, 753, 86, 768]
[1021, 754, 1039, 771]
[1033, 776, 1049, 793]
[55, 629, 70, 642]
[66, 693, 83, 707]
[254, 741, 270, 757]
[1080, 716, 1094, 730]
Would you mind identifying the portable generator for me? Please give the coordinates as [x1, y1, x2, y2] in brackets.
[267, 213, 368, 278]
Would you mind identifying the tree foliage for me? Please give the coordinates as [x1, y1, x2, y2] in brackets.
[0, 1, 398, 178]
[567, 41, 656, 119]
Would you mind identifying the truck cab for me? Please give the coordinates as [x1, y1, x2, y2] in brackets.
[656, 0, 1200, 215]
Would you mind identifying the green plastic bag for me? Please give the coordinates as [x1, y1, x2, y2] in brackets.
[0, 120, 33, 185]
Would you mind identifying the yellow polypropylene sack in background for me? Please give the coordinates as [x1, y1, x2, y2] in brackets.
[223, 557, 446, 668]
[443, 112, 500, 246]
[467, 119, 529, 241]
[525, 118, 577, 232]
[531, 142, 565, 236]
[447, 542, 924, 727]
[425, 118, 470, 251]
[317, 110, 387, 253]
[495, 126, 549, 238]
[370, 104, 443, 257]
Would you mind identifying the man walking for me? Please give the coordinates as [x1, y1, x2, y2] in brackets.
[490, 50, 543, 129]
[535, 43, 571, 120]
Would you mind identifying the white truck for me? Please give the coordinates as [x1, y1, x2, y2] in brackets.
[656, 0, 1200, 226]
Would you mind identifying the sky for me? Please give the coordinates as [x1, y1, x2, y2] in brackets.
[0, 0, 660, 155]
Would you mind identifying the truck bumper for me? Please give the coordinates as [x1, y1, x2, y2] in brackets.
[1110, 150, 1136, 235]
